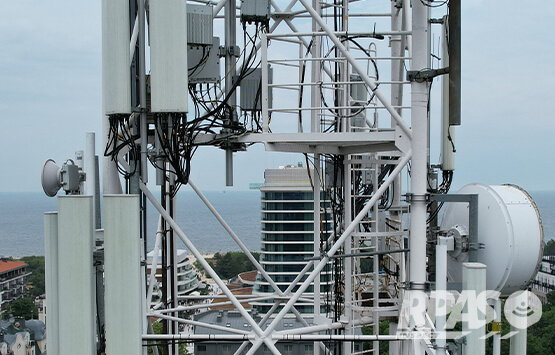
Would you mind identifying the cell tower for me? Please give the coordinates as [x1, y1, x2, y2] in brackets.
[41, 1, 544, 355]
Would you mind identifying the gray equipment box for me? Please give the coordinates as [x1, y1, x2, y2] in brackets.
[350, 74, 368, 129]
[240, 0, 271, 25]
[187, 4, 213, 46]
[240, 66, 272, 111]
[188, 37, 221, 84]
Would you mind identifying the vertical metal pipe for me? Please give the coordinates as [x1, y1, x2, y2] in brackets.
[138, 0, 148, 183]
[169, 190, 178, 355]
[226, 149, 234, 186]
[372, 160, 380, 354]
[86, 132, 97, 228]
[493, 299, 501, 355]
[224, 0, 237, 186]
[160, 181, 169, 355]
[468, 194, 479, 262]
[343, 157, 353, 355]
[509, 292, 528, 355]
[44, 212, 59, 355]
[407, 4, 429, 352]
[75, 150, 84, 194]
[409, 0, 429, 290]
[462, 263, 486, 355]
[313, 153, 321, 355]
[310, 0, 321, 133]
[435, 237, 448, 355]
[262, 34, 269, 133]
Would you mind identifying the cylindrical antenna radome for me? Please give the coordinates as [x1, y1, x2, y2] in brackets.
[441, 184, 543, 297]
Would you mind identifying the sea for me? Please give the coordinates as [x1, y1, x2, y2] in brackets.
[1, 190, 554, 257]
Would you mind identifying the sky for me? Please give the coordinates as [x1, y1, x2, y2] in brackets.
[1, 1, 554, 193]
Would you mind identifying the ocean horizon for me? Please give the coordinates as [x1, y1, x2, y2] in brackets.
[1, 190, 554, 258]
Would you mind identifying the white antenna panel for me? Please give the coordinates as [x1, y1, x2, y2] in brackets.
[101, 0, 131, 115]
[150, 0, 189, 113]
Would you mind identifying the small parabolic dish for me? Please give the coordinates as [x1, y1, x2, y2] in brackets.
[440, 183, 543, 297]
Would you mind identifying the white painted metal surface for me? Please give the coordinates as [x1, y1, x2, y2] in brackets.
[101, 0, 131, 114]
[150, 0, 189, 113]
[508, 291, 528, 355]
[104, 195, 143, 355]
[44, 212, 59, 355]
[57, 196, 95, 355]
[441, 183, 543, 296]
[462, 263, 486, 355]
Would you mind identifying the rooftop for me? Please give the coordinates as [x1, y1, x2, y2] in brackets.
[0, 260, 27, 274]
[238, 271, 257, 284]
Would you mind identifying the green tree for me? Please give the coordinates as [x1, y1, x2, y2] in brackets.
[4, 298, 38, 320]
[544, 239, 555, 256]
[20, 256, 45, 298]
[362, 321, 389, 355]
[208, 252, 260, 280]
[148, 321, 190, 355]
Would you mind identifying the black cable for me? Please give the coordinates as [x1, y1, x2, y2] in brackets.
[420, 0, 449, 8]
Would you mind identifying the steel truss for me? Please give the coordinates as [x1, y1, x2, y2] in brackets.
[99, 1, 452, 354]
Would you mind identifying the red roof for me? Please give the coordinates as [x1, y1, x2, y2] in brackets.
[0, 260, 27, 274]
[238, 270, 258, 283]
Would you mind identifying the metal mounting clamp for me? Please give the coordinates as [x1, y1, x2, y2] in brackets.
[406, 193, 430, 203]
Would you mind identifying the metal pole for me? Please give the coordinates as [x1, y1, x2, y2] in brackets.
[147, 219, 163, 307]
[224, 0, 237, 186]
[86, 133, 96, 197]
[85, 132, 101, 229]
[310, 0, 321, 133]
[138, 0, 148, 184]
[261, 34, 269, 133]
[408, 0, 429, 315]
[313, 153, 321, 355]
[143, 334, 406, 341]
[509, 292, 528, 355]
[462, 263, 486, 355]
[493, 299, 501, 355]
[436, 237, 448, 355]
[343, 149, 353, 355]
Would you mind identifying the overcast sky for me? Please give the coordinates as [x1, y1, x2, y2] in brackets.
[1, 1, 554, 193]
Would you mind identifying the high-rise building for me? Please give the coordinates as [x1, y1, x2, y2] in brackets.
[252, 165, 333, 315]
[146, 249, 199, 301]
[0, 259, 30, 310]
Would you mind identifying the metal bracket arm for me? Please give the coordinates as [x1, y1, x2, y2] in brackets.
[407, 67, 449, 82]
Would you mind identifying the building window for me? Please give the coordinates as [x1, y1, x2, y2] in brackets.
[304, 344, 313, 354]
[263, 345, 271, 355]
[223, 344, 232, 355]
[197, 345, 207, 355]
[284, 344, 293, 355]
